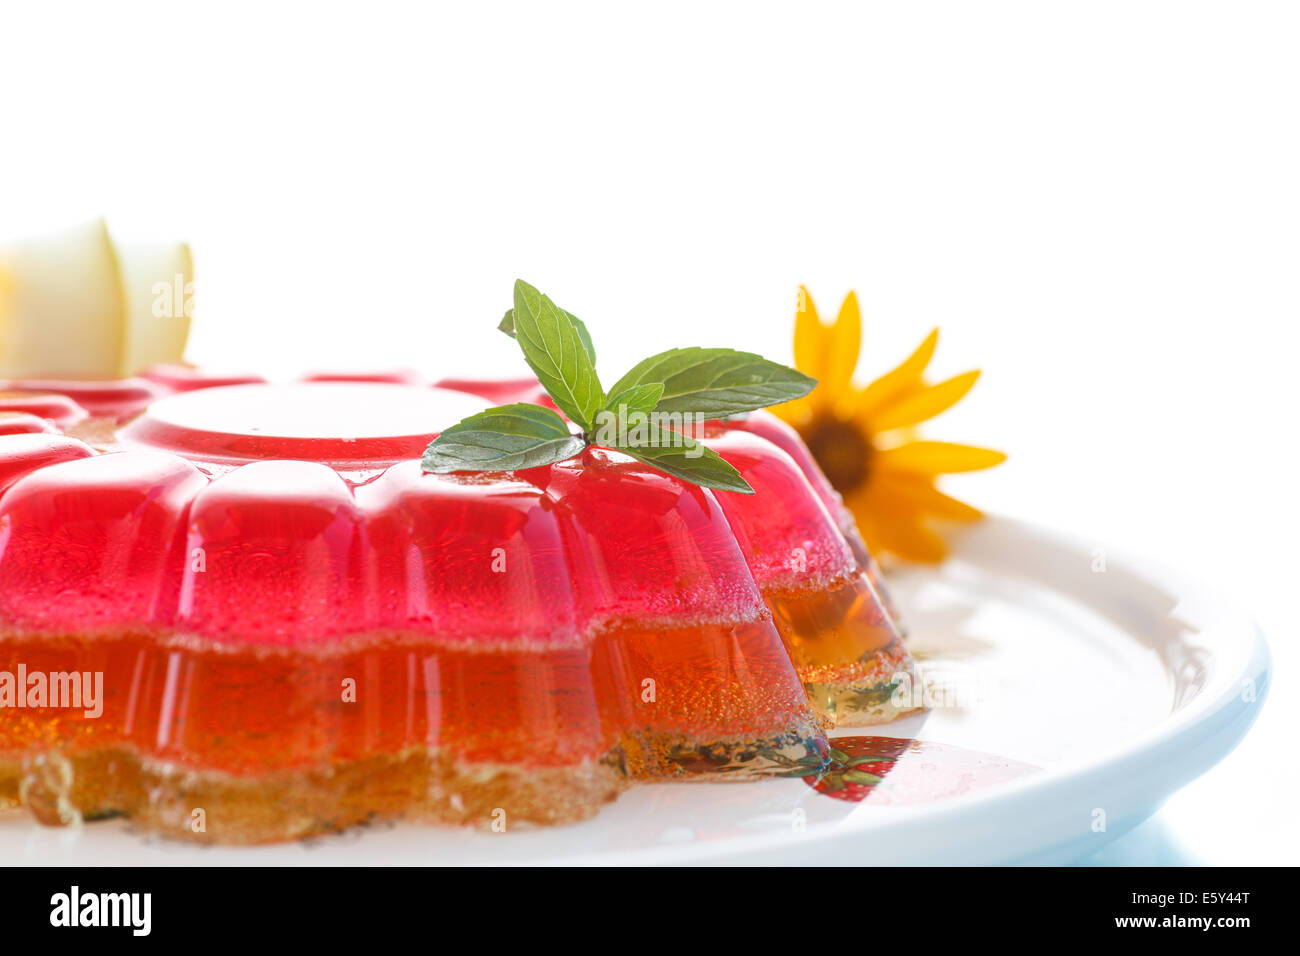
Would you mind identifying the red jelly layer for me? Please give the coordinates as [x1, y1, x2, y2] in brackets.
[0, 379, 911, 841]
[0, 379, 159, 422]
[723, 410, 904, 627]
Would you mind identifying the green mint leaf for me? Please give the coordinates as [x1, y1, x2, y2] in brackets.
[499, 307, 597, 365]
[606, 348, 816, 419]
[601, 381, 664, 417]
[421, 403, 586, 473]
[591, 383, 665, 446]
[607, 425, 753, 494]
[510, 280, 605, 430]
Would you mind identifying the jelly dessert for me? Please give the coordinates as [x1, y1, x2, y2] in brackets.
[0, 374, 918, 843]
[703, 428, 915, 722]
[438, 380, 906, 642]
[720, 409, 906, 631]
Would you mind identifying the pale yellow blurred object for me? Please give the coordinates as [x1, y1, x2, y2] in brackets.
[117, 241, 194, 376]
[0, 218, 192, 380]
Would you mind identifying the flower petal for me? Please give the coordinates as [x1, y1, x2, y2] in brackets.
[852, 499, 949, 562]
[793, 285, 827, 380]
[868, 369, 981, 432]
[769, 393, 815, 427]
[822, 290, 861, 394]
[876, 441, 1007, 475]
[870, 471, 984, 520]
[851, 328, 939, 419]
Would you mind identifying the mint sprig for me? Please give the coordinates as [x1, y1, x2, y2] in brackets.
[614, 426, 755, 494]
[421, 403, 586, 473]
[506, 282, 603, 430]
[606, 347, 817, 418]
[500, 306, 596, 365]
[422, 279, 818, 494]
[602, 381, 664, 419]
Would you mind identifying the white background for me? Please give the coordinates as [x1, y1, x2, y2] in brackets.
[1, 2, 1296, 864]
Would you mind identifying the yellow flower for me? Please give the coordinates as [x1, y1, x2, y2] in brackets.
[772, 286, 1006, 563]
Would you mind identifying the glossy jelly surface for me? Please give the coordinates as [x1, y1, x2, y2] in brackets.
[0, 374, 914, 842]
[723, 410, 906, 630]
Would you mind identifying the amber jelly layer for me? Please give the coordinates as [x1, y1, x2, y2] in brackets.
[765, 571, 922, 726]
[1, 619, 831, 841]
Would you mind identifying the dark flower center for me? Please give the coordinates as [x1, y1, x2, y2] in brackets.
[804, 417, 872, 494]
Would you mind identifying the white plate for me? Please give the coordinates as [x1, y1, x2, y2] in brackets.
[3, 517, 1271, 866]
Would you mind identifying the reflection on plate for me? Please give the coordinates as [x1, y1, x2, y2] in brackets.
[800, 736, 1038, 805]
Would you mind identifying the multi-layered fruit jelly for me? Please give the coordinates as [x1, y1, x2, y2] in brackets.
[701, 429, 916, 723]
[720, 410, 906, 631]
[540, 449, 827, 777]
[0, 375, 915, 843]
